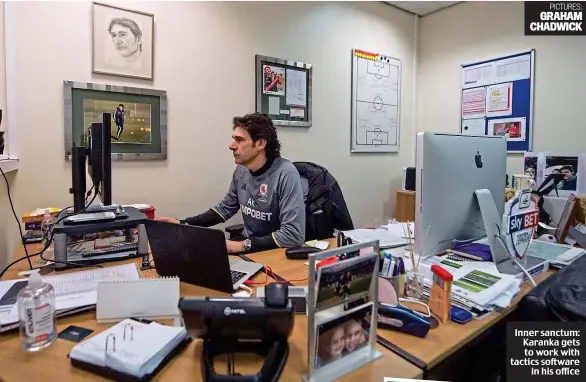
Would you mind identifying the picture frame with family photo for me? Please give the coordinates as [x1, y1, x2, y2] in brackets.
[313, 302, 378, 373]
[304, 241, 382, 382]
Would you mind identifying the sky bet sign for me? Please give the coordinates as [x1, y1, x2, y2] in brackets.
[525, 1, 585, 35]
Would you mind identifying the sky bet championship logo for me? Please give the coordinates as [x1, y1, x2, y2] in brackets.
[525, 1, 585, 35]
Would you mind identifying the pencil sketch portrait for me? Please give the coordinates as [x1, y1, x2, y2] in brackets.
[93, 2, 154, 80]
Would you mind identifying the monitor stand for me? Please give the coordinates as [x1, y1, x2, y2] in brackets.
[474, 189, 547, 277]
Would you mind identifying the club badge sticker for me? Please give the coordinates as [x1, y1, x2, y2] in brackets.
[525, 1, 585, 35]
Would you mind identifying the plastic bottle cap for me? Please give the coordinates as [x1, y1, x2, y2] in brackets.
[28, 269, 43, 289]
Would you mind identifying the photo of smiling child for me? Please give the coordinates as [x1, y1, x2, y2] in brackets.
[314, 303, 372, 370]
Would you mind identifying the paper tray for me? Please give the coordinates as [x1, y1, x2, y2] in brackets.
[69, 336, 192, 382]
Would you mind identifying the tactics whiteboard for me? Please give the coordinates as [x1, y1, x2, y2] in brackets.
[351, 49, 401, 153]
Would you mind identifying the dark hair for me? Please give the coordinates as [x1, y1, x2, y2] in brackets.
[119, 104, 124, 108]
[561, 165, 574, 173]
[108, 18, 142, 39]
[233, 113, 281, 159]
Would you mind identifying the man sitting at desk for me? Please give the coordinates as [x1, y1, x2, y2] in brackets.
[156, 113, 305, 253]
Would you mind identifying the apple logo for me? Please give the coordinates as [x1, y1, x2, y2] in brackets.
[475, 151, 483, 168]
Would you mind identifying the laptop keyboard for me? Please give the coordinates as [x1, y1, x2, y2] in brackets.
[231, 270, 247, 284]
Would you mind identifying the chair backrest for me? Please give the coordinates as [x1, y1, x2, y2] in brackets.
[293, 161, 354, 241]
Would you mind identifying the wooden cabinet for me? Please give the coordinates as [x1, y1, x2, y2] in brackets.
[395, 190, 415, 222]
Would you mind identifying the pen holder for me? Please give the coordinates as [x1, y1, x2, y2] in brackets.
[406, 269, 425, 302]
[378, 274, 404, 305]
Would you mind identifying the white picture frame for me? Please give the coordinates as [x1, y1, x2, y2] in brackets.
[92, 2, 154, 80]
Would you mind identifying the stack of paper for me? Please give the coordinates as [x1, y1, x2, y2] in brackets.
[70, 319, 189, 379]
[380, 221, 415, 239]
[416, 256, 521, 310]
[342, 228, 407, 248]
[0, 263, 141, 332]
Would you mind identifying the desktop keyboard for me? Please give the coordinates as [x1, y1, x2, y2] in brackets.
[66, 205, 120, 214]
[79, 243, 139, 258]
[231, 270, 247, 284]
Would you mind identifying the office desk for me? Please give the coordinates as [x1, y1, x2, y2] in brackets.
[0, 245, 422, 381]
[245, 239, 554, 381]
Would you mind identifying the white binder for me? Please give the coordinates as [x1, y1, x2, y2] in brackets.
[96, 277, 180, 323]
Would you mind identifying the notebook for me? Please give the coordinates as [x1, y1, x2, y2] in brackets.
[69, 319, 191, 381]
[97, 277, 180, 323]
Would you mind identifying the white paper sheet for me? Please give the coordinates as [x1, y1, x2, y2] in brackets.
[286, 69, 307, 107]
[342, 228, 407, 248]
[268, 96, 280, 115]
[461, 87, 486, 119]
[486, 82, 513, 117]
[462, 118, 486, 135]
[290, 108, 304, 118]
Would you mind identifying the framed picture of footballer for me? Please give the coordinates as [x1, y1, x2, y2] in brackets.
[63, 81, 167, 161]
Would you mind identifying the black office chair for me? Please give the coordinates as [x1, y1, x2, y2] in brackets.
[225, 161, 354, 242]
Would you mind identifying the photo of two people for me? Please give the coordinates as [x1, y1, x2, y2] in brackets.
[544, 156, 578, 192]
[315, 303, 372, 370]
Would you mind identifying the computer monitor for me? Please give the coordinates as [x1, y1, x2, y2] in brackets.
[414, 132, 507, 259]
[70, 112, 112, 212]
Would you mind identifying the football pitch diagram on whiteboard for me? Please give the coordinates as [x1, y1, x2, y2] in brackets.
[351, 49, 401, 153]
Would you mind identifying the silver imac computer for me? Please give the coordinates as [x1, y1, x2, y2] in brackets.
[414, 132, 523, 274]
[415, 132, 545, 276]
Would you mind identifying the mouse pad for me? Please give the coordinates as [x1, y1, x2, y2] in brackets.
[58, 326, 94, 343]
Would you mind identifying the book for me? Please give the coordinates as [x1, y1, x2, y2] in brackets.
[69, 319, 191, 381]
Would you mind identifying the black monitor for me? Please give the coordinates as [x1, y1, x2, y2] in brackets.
[70, 112, 112, 213]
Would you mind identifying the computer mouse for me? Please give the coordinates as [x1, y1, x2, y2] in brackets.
[265, 282, 288, 307]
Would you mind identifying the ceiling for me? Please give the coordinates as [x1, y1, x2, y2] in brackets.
[385, 1, 461, 16]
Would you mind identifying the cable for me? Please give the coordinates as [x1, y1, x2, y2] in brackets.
[85, 183, 95, 203]
[494, 234, 537, 287]
[244, 266, 308, 286]
[0, 166, 33, 270]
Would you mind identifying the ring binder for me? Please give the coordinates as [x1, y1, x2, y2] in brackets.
[106, 333, 116, 352]
[69, 319, 191, 382]
[124, 324, 134, 341]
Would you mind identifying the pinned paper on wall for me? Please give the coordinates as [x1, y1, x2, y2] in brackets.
[268, 96, 280, 115]
[486, 82, 513, 117]
[488, 117, 525, 142]
[462, 118, 485, 135]
[286, 69, 307, 107]
[263, 65, 285, 96]
[461, 88, 486, 120]
[290, 108, 305, 118]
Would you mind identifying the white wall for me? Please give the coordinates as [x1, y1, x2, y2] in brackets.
[2, 0, 416, 266]
[0, 1, 17, 271]
[417, 1, 586, 173]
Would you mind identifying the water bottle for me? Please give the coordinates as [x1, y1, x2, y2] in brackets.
[40, 209, 54, 263]
[17, 269, 57, 351]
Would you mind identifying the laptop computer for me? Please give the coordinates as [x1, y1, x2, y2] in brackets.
[144, 221, 263, 293]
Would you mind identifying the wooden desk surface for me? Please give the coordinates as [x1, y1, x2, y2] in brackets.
[0, 245, 422, 381]
[246, 238, 553, 370]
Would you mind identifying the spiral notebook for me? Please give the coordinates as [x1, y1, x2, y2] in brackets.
[69, 318, 191, 381]
[96, 277, 180, 323]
